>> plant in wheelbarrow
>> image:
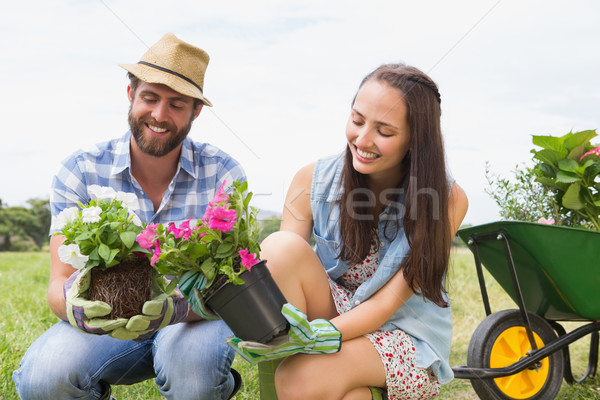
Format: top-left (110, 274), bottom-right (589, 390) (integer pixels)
top-left (530, 129), bottom-right (600, 230)
top-left (56, 185), bottom-right (186, 340)
top-left (137, 180), bottom-right (290, 344)
top-left (485, 129), bottom-right (600, 230)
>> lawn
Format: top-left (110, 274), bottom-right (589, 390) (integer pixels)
top-left (1, 250), bottom-right (599, 399)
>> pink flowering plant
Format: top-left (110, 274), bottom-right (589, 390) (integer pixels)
top-left (136, 180), bottom-right (261, 293)
top-left (531, 129), bottom-right (600, 230)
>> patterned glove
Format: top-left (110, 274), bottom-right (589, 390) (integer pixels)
top-left (178, 271), bottom-right (220, 320)
top-left (64, 268), bottom-right (128, 334)
top-left (110, 275), bottom-right (189, 341)
top-left (227, 303), bottom-right (342, 363)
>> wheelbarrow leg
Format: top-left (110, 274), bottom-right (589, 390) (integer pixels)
top-left (552, 322), bottom-right (599, 384)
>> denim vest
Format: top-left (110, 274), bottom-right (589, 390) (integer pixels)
top-left (311, 154), bottom-right (453, 384)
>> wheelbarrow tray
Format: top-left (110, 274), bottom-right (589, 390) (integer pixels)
top-left (458, 221), bottom-right (600, 321)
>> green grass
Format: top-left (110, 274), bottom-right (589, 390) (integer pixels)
top-left (1, 251), bottom-right (599, 399)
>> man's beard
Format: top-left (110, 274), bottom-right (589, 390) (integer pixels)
top-left (129, 109), bottom-right (193, 157)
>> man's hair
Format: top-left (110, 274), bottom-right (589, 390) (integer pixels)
top-left (336, 63), bottom-right (451, 307)
top-left (127, 73), bottom-right (204, 109)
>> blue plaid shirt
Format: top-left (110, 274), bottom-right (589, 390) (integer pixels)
top-left (50, 131), bottom-right (246, 233)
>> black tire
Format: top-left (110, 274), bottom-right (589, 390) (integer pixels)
top-left (467, 309), bottom-right (564, 400)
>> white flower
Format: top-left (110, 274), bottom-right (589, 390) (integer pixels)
top-left (55, 207), bottom-right (80, 230)
top-left (116, 191), bottom-right (140, 210)
top-left (82, 206), bottom-right (102, 223)
top-left (88, 185), bottom-right (117, 201)
top-left (130, 213), bottom-right (143, 227)
top-left (58, 244), bottom-right (89, 269)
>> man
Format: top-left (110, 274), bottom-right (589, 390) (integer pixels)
top-left (13, 33), bottom-right (244, 400)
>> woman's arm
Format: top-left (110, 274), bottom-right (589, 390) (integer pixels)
top-left (331, 182), bottom-right (469, 341)
top-left (331, 268), bottom-right (414, 341)
top-left (448, 182), bottom-right (469, 237)
top-left (279, 162), bottom-right (316, 242)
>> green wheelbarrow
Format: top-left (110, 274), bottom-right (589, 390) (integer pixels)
top-left (453, 221), bottom-right (600, 400)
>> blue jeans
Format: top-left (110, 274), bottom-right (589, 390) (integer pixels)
top-left (13, 320), bottom-right (236, 400)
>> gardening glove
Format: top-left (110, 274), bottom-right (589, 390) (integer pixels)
top-left (110, 275), bottom-right (189, 341)
top-left (64, 268), bottom-right (128, 335)
top-left (227, 303), bottom-right (342, 363)
top-left (178, 270), bottom-right (220, 321)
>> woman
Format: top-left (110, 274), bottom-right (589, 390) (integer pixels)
top-left (262, 63), bottom-right (468, 399)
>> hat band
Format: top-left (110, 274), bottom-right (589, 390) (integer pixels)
top-left (137, 61), bottom-right (203, 93)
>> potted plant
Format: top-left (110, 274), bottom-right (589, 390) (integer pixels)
top-left (531, 129), bottom-right (600, 230)
top-left (137, 180), bottom-right (289, 343)
top-left (486, 129), bottom-right (600, 231)
top-left (55, 185), bottom-right (154, 319)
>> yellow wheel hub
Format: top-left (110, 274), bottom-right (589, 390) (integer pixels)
top-left (490, 326), bottom-right (549, 399)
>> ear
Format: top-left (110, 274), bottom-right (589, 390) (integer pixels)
top-left (192, 103), bottom-right (204, 120)
top-left (127, 85), bottom-right (134, 102)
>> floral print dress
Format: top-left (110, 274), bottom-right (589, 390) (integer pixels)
top-left (328, 248), bottom-right (441, 400)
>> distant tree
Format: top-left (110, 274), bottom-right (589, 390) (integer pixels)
top-left (0, 198), bottom-right (51, 251)
top-left (26, 198), bottom-right (51, 248)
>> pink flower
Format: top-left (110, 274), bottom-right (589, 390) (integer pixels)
top-left (150, 243), bottom-right (162, 266)
top-left (212, 181), bottom-right (230, 205)
top-left (537, 217), bottom-right (555, 225)
top-left (580, 146), bottom-right (600, 160)
top-left (238, 248), bottom-right (259, 270)
top-left (208, 206), bottom-right (237, 232)
top-left (167, 218), bottom-right (193, 240)
top-left (202, 181), bottom-right (230, 221)
top-left (137, 223), bottom-right (159, 250)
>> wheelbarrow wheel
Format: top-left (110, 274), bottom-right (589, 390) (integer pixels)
top-left (467, 309), bottom-right (564, 400)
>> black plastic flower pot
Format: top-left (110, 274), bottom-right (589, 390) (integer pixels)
top-left (204, 260), bottom-right (289, 343)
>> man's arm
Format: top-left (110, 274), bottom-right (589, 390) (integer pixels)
top-left (48, 234), bottom-right (77, 321)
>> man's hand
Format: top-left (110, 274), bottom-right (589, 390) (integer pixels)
top-left (64, 268), bottom-right (128, 334)
top-left (110, 275), bottom-right (189, 341)
top-left (227, 303), bottom-right (341, 363)
top-left (64, 270), bottom-right (188, 340)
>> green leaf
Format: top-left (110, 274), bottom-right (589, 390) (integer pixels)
top-left (532, 135), bottom-right (567, 152)
top-left (557, 159), bottom-right (579, 173)
top-left (120, 231), bottom-right (137, 248)
top-left (98, 243), bottom-right (111, 262)
top-left (200, 259), bottom-right (217, 280)
top-left (562, 183), bottom-right (584, 210)
top-left (76, 231), bottom-right (93, 242)
top-left (532, 149), bottom-right (565, 166)
top-left (535, 163), bottom-right (557, 178)
top-left (556, 171), bottom-right (581, 184)
top-left (189, 243), bottom-right (208, 259)
top-left (216, 242), bottom-right (234, 258)
top-left (564, 129), bottom-right (597, 150)
top-left (567, 143), bottom-right (586, 161)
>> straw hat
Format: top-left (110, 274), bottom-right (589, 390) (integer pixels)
top-left (120, 33), bottom-right (212, 106)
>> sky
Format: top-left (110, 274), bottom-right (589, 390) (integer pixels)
top-left (1, 0), bottom-right (600, 226)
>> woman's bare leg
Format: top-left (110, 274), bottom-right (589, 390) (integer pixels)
top-left (260, 231), bottom-right (337, 320)
top-left (275, 336), bottom-right (386, 400)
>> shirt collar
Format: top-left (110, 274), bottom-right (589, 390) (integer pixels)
top-left (109, 131), bottom-right (197, 179)
top-left (110, 131), bottom-right (133, 176)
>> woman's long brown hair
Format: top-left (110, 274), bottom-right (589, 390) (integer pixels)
top-left (337, 64), bottom-right (451, 307)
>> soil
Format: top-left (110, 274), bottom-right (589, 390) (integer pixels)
top-left (88, 256), bottom-right (154, 319)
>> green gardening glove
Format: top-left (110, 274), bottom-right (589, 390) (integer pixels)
top-left (178, 270), bottom-right (220, 320)
top-left (227, 303), bottom-right (342, 363)
top-left (64, 268), bottom-right (128, 334)
top-left (110, 275), bottom-right (189, 341)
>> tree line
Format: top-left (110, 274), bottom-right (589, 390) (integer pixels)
top-left (0, 198), bottom-right (282, 253)
top-left (0, 198), bottom-right (51, 251)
